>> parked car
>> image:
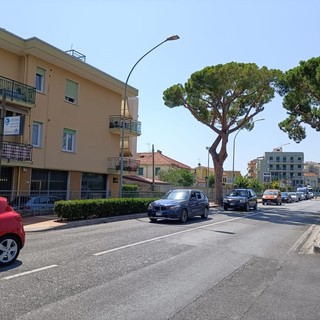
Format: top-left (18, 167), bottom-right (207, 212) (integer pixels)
top-left (296, 187), bottom-right (309, 199)
top-left (288, 192), bottom-right (299, 202)
top-left (23, 196), bottom-right (62, 214)
top-left (262, 189), bottom-right (282, 205)
top-left (223, 188), bottom-right (258, 212)
top-left (0, 197), bottom-right (26, 266)
top-left (281, 192), bottom-right (292, 203)
top-left (296, 191), bottom-right (305, 201)
top-left (148, 189), bottom-right (209, 223)
top-left (9, 195), bottom-right (31, 211)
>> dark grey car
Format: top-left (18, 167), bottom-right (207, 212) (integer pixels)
top-left (223, 188), bottom-right (258, 211)
top-left (148, 189), bottom-right (209, 223)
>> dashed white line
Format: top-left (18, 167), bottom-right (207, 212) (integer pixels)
top-left (94, 212), bottom-right (259, 256)
top-left (2, 264), bottom-right (58, 280)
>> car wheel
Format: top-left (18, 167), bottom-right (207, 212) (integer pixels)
top-left (223, 205), bottom-right (228, 211)
top-left (149, 218), bottom-right (157, 223)
top-left (245, 203), bottom-right (250, 212)
top-left (0, 235), bottom-right (21, 267)
top-left (262, 201), bottom-right (265, 205)
top-left (201, 207), bottom-right (209, 219)
top-left (180, 209), bottom-right (188, 223)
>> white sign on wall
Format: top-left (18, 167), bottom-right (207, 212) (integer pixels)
top-left (4, 116), bottom-right (24, 136)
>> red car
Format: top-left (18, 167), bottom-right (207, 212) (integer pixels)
top-left (0, 197), bottom-right (26, 266)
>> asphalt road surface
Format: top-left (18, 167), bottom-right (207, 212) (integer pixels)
top-left (1, 199), bottom-right (320, 320)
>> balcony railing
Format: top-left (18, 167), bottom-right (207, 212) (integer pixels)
top-left (0, 75), bottom-right (36, 107)
top-left (107, 157), bottom-right (140, 173)
top-left (1, 141), bottom-right (33, 162)
top-left (109, 116), bottom-right (141, 137)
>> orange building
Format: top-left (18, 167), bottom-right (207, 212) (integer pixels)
top-left (0, 29), bottom-right (140, 200)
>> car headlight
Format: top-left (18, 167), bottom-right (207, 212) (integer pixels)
top-left (148, 203), bottom-right (154, 210)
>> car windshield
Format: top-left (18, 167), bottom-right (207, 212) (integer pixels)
top-left (165, 190), bottom-right (189, 200)
top-left (229, 190), bottom-right (248, 197)
top-left (264, 190), bottom-right (277, 195)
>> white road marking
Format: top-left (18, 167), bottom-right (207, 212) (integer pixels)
top-left (94, 212), bottom-right (259, 256)
top-left (2, 264), bottom-right (58, 280)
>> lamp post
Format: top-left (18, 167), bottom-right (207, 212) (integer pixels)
top-left (206, 146), bottom-right (210, 197)
top-left (278, 142), bottom-right (290, 151)
top-left (119, 35), bottom-right (180, 197)
top-left (232, 118), bottom-right (265, 187)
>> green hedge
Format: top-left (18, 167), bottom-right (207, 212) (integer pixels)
top-left (54, 198), bottom-right (157, 221)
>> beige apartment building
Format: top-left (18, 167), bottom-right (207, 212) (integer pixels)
top-left (0, 28), bottom-right (140, 200)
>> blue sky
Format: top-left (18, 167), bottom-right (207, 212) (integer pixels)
top-left (3, 0), bottom-right (320, 174)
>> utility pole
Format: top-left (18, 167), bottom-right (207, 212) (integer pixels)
top-left (151, 144), bottom-right (155, 191)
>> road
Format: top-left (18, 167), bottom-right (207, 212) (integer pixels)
top-left (1, 200), bottom-right (320, 320)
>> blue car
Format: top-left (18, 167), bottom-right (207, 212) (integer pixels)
top-left (148, 189), bottom-right (209, 223)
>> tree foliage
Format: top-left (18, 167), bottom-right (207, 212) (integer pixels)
top-left (208, 174), bottom-right (215, 188)
top-left (248, 178), bottom-right (264, 193)
top-left (158, 168), bottom-right (195, 186)
top-left (278, 56), bottom-right (320, 142)
top-left (163, 62), bottom-right (281, 203)
top-left (234, 175), bottom-right (250, 188)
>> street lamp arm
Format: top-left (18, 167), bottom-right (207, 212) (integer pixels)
top-left (119, 35), bottom-right (179, 197)
top-left (124, 35), bottom-right (179, 87)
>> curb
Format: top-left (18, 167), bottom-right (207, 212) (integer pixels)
top-left (314, 243), bottom-right (320, 253)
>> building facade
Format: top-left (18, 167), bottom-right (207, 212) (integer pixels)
top-left (137, 150), bottom-right (192, 180)
top-left (0, 29), bottom-right (140, 200)
top-left (256, 148), bottom-right (304, 188)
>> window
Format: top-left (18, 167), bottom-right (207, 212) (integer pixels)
top-left (155, 167), bottom-right (161, 175)
top-left (32, 122), bottom-right (43, 147)
top-left (35, 67), bottom-right (45, 92)
top-left (65, 79), bottom-right (78, 104)
top-left (138, 167), bottom-right (144, 175)
top-left (62, 128), bottom-right (76, 152)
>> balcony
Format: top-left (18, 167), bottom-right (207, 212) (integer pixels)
top-left (107, 157), bottom-right (140, 173)
top-left (0, 75), bottom-right (36, 108)
top-left (1, 141), bottom-right (33, 162)
top-left (109, 116), bottom-right (141, 137)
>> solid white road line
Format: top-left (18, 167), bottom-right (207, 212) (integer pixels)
top-left (1, 264), bottom-right (58, 280)
top-left (94, 212), bottom-right (260, 256)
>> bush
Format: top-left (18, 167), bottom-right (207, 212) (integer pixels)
top-left (54, 198), bottom-right (157, 221)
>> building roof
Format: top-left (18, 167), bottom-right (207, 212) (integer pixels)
top-left (137, 151), bottom-right (192, 170)
top-left (0, 28), bottom-right (138, 97)
top-left (304, 172), bottom-right (318, 178)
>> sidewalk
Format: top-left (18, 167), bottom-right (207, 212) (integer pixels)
top-left (23, 202), bottom-right (220, 232)
top-left (23, 215), bottom-right (69, 232)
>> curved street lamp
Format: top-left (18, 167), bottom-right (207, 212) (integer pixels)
top-left (232, 118), bottom-right (265, 186)
top-left (119, 35), bottom-right (180, 197)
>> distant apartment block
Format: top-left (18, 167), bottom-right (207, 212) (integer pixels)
top-left (256, 148), bottom-right (304, 187)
